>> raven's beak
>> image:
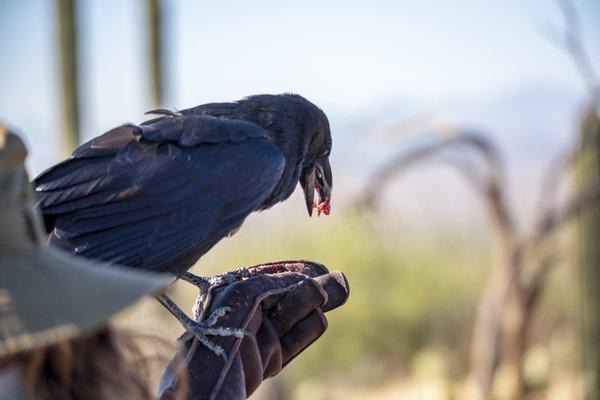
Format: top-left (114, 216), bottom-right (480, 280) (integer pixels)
top-left (301, 159), bottom-right (332, 217)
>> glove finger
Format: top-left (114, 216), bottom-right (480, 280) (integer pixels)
top-left (267, 278), bottom-right (327, 336)
top-left (209, 271), bottom-right (310, 315)
top-left (237, 321), bottom-right (281, 396)
top-left (259, 270), bottom-right (350, 314)
top-left (245, 319), bottom-right (283, 380)
top-left (261, 271), bottom-right (314, 289)
top-left (257, 272), bottom-right (323, 310)
top-left (314, 271), bottom-right (350, 312)
top-left (280, 309), bottom-right (327, 366)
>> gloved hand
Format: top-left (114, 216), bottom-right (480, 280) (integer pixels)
top-left (157, 261), bottom-right (349, 400)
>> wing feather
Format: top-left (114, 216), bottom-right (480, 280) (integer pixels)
top-left (35, 116), bottom-right (285, 275)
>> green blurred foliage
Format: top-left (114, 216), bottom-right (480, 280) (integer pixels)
top-left (281, 217), bottom-right (487, 387)
top-left (187, 215), bottom-right (489, 386)
top-left (122, 213), bottom-right (581, 397)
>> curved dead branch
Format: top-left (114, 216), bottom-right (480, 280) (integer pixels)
top-left (359, 129), bottom-right (514, 243)
top-left (532, 150), bottom-right (574, 235)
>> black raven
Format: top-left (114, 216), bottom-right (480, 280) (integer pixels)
top-left (33, 93), bottom-right (333, 354)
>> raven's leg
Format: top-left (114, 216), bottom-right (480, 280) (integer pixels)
top-left (180, 270), bottom-right (251, 319)
top-left (180, 269), bottom-right (250, 288)
top-left (155, 294), bottom-right (246, 361)
top-left (179, 272), bottom-right (219, 319)
top-left (179, 272), bottom-right (213, 291)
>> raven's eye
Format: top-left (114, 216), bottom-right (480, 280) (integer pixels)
top-left (319, 149), bottom-right (330, 158)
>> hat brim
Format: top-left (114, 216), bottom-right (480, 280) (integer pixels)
top-left (0, 247), bottom-right (172, 356)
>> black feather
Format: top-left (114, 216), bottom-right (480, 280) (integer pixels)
top-left (33, 93), bottom-right (331, 277)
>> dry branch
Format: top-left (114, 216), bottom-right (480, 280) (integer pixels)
top-left (356, 121), bottom-right (600, 399)
top-left (357, 128), bottom-right (516, 398)
top-left (360, 129), bottom-right (513, 244)
top-left (357, 5), bottom-right (600, 397)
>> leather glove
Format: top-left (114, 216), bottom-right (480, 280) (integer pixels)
top-left (157, 261), bottom-right (349, 400)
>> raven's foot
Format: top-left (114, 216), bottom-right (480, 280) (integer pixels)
top-left (214, 268), bottom-right (251, 285)
top-left (181, 270), bottom-right (250, 319)
top-left (185, 306), bottom-right (247, 361)
top-left (156, 294), bottom-right (248, 361)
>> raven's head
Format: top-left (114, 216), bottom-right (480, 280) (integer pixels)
top-left (298, 110), bottom-right (332, 217)
top-left (240, 94), bottom-right (333, 217)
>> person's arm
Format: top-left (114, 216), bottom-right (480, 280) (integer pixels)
top-left (158, 261), bottom-right (349, 400)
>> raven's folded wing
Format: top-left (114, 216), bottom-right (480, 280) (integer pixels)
top-left (34, 117), bottom-right (284, 274)
top-left (140, 114), bottom-right (268, 146)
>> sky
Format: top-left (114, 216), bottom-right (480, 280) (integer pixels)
top-left (0, 0), bottom-right (599, 226)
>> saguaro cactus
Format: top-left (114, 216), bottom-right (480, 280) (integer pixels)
top-left (55, 0), bottom-right (80, 155)
top-left (577, 108), bottom-right (600, 400)
top-left (146, 0), bottom-right (165, 108)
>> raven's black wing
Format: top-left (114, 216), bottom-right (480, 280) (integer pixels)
top-left (34, 115), bottom-right (285, 275)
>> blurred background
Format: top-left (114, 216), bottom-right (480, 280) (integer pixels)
top-left (1, 0), bottom-right (599, 399)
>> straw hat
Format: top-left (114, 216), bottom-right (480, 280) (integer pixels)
top-left (0, 125), bottom-right (172, 357)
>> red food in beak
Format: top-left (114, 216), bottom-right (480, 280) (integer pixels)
top-left (312, 181), bottom-right (331, 217)
top-left (312, 196), bottom-right (331, 217)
